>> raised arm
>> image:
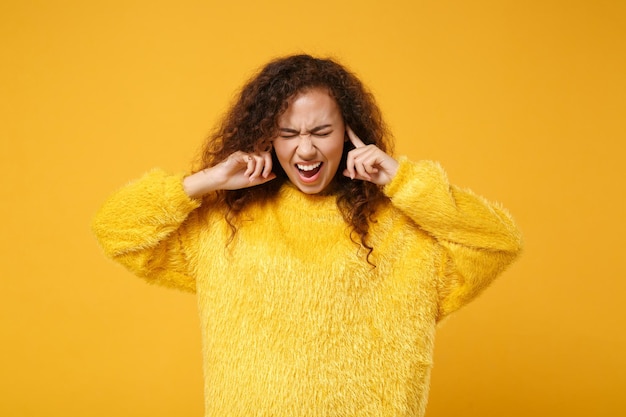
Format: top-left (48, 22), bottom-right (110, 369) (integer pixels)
top-left (343, 128), bottom-right (522, 321)
top-left (93, 150), bottom-right (277, 291)
top-left (384, 158), bottom-right (523, 320)
top-left (92, 170), bottom-right (202, 291)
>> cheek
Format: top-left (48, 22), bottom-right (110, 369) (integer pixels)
top-left (273, 143), bottom-right (292, 167)
top-left (325, 140), bottom-right (345, 164)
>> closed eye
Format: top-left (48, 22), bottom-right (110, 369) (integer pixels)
top-left (279, 128), bottom-right (299, 139)
top-left (278, 125), bottom-right (333, 138)
top-left (309, 125), bottom-right (333, 137)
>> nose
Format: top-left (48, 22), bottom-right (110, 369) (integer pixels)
top-left (296, 135), bottom-right (316, 159)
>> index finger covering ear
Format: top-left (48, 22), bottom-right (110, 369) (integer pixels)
top-left (346, 126), bottom-right (366, 148)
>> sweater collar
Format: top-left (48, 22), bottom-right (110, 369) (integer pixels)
top-left (278, 181), bottom-right (339, 213)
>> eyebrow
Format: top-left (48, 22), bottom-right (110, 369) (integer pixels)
top-left (279, 124), bottom-right (333, 134)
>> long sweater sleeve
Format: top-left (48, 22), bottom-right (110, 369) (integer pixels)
top-left (384, 158), bottom-right (523, 320)
top-left (91, 169), bottom-right (202, 292)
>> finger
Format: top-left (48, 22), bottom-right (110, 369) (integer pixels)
top-left (346, 147), bottom-right (373, 180)
top-left (346, 151), bottom-right (369, 181)
top-left (249, 172), bottom-right (277, 186)
top-left (346, 126), bottom-right (366, 148)
top-left (249, 154), bottom-right (266, 181)
top-left (353, 159), bottom-right (372, 181)
top-left (342, 167), bottom-right (371, 182)
top-left (344, 150), bottom-right (356, 180)
top-left (365, 163), bottom-right (379, 174)
top-left (354, 145), bottom-right (387, 175)
top-left (261, 152), bottom-right (273, 178)
top-left (361, 153), bottom-right (381, 174)
top-left (243, 155), bottom-right (255, 177)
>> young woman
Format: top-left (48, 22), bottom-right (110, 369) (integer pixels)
top-left (93, 54), bottom-right (522, 417)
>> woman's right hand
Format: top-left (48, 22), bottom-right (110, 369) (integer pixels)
top-left (183, 151), bottom-right (276, 198)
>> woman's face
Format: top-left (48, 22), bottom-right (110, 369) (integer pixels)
top-left (273, 88), bottom-right (346, 194)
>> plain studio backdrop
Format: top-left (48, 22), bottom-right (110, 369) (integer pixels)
top-left (1, 0), bottom-right (624, 416)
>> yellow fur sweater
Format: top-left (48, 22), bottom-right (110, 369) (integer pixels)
top-left (93, 158), bottom-right (522, 417)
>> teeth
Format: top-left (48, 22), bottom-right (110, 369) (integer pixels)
top-left (297, 162), bottom-right (321, 171)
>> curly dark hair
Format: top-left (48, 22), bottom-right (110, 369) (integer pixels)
top-left (195, 54), bottom-right (394, 263)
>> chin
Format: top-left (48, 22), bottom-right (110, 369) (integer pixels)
top-left (288, 178), bottom-right (326, 194)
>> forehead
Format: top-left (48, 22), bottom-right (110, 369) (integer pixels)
top-left (279, 88), bottom-right (342, 125)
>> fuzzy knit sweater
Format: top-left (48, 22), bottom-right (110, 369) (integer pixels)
top-left (92, 158), bottom-right (522, 417)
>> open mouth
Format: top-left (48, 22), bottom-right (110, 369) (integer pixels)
top-left (296, 162), bottom-right (323, 179)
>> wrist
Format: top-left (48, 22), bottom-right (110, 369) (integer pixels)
top-left (183, 168), bottom-right (220, 198)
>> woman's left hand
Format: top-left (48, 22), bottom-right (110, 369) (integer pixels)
top-left (343, 126), bottom-right (399, 186)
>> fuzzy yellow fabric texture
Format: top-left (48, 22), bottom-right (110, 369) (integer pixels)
top-left (92, 158), bottom-right (522, 417)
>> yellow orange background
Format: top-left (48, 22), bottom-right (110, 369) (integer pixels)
top-left (1, 0), bottom-right (624, 416)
